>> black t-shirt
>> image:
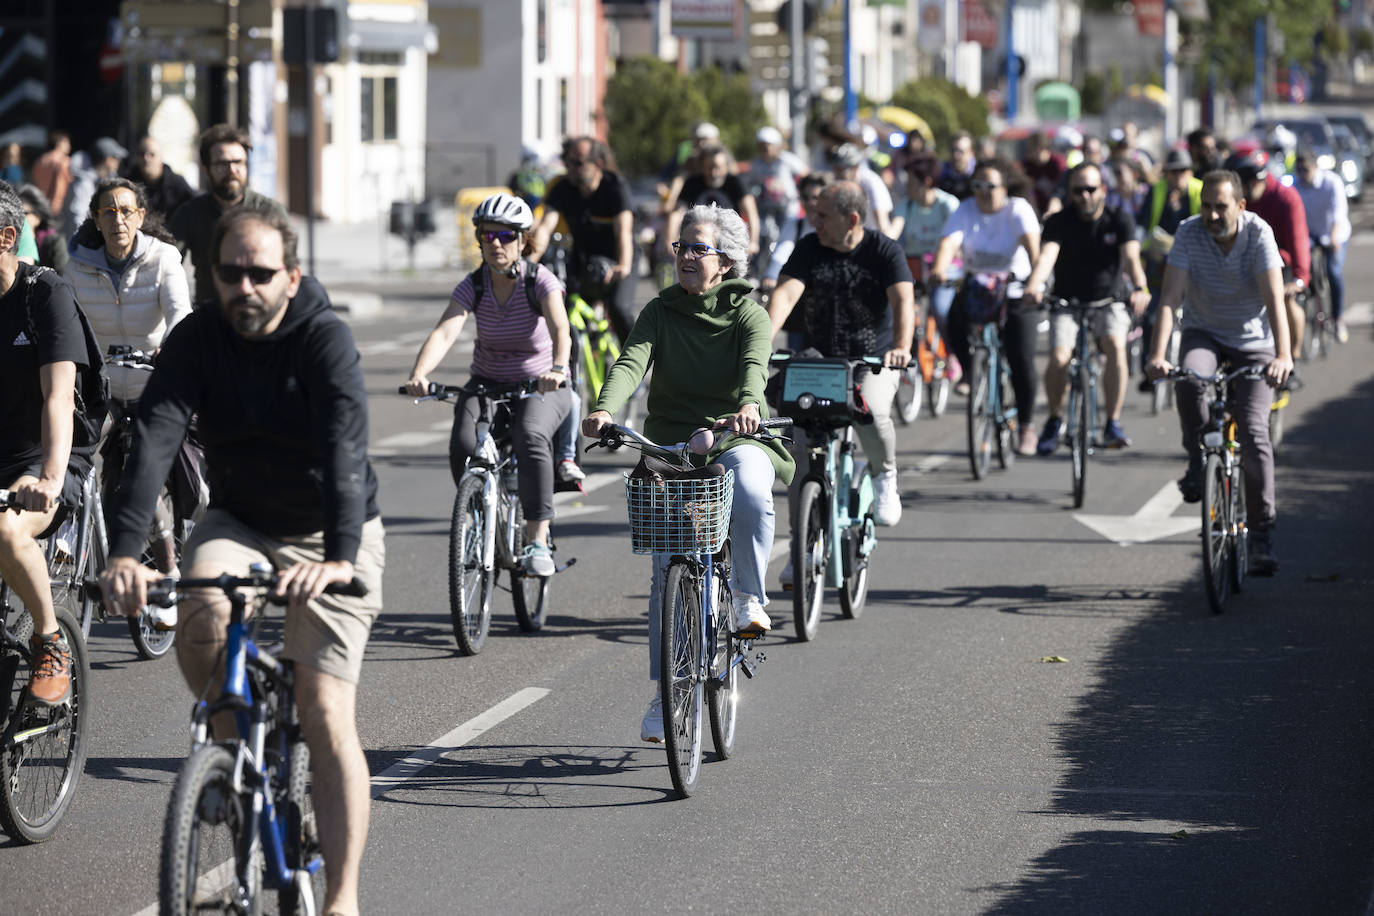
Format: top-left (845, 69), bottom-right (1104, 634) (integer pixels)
top-left (1042, 204), bottom-right (1136, 300)
top-left (545, 170), bottom-right (634, 263)
top-left (0, 264), bottom-right (90, 467)
top-left (780, 231), bottom-right (913, 357)
top-left (677, 174), bottom-right (749, 212)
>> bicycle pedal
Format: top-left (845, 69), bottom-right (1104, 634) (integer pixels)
top-left (733, 626), bottom-right (766, 639)
top-left (554, 557), bottom-right (577, 574)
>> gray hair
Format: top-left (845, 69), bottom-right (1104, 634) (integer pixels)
top-left (0, 181), bottom-right (24, 243)
top-left (680, 203), bottom-right (749, 278)
top-left (823, 180), bottom-right (870, 226)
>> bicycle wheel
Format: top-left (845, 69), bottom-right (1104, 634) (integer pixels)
top-left (129, 502), bottom-right (182, 660)
top-left (448, 476), bottom-right (494, 655)
top-left (707, 550), bottom-right (738, 760)
top-left (966, 349), bottom-right (993, 480)
top-left (0, 605), bottom-right (89, 844)
top-left (996, 358), bottom-right (1016, 471)
top-left (509, 499), bottom-right (550, 632)
top-left (791, 480), bottom-right (826, 642)
top-left (928, 374), bottom-right (951, 418)
top-left (1071, 364), bottom-right (1091, 509)
top-left (894, 366), bottom-right (922, 424)
top-left (278, 738), bottom-right (323, 916)
top-left (838, 518), bottom-right (871, 620)
top-left (46, 525), bottom-right (94, 647)
top-left (1229, 462), bottom-right (1249, 594)
top-left (160, 742), bottom-right (262, 916)
top-left (659, 562), bottom-right (704, 799)
top-left (1201, 453), bottom-right (1231, 614)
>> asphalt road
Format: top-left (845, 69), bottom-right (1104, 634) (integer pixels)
top-left (6, 193), bottom-right (1374, 916)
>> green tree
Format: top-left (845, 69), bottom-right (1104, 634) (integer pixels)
top-left (687, 67), bottom-right (770, 165)
top-left (601, 58), bottom-right (709, 179)
top-left (889, 77), bottom-right (988, 150)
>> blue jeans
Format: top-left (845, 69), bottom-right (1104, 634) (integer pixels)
top-left (1317, 240), bottom-right (1346, 321)
top-left (646, 445), bottom-right (776, 681)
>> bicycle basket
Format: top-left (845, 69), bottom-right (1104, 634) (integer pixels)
top-left (777, 357), bottom-right (868, 424)
top-left (624, 466), bottom-right (734, 555)
top-left (963, 271), bottom-right (1009, 324)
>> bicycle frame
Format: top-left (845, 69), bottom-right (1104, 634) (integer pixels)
top-left (974, 320), bottom-right (1016, 429)
top-left (797, 426), bottom-right (872, 590)
top-left (566, 294), bottom-right (618, 400)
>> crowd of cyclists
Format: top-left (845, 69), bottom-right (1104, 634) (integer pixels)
top-left (0, 107), bottom-right (1360, 908)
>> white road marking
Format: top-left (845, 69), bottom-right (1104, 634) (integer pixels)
top-left (356, 329), bottom-right (436, 357)
top-left (913, 454), bottom-right (951, 474)
top-left (1074, 480), bottom-right (1197, 546)
top-left (554, 504), bottom-right (609, 520)
top-left (372, 430), bottom-right (449, 450)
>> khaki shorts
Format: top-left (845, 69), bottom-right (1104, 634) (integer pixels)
top-left (182, 510), bottom-right (386, 684)
top-left (1049, 300), bottom-right (1132, 350)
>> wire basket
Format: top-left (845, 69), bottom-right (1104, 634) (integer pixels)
top-left (624, 469), bottom-right (734, 555)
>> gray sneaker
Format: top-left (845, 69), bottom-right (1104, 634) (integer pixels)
top-left (640, 691), bottom-right (664, 743)
top-left (522, 543), bottom-right (555, 577)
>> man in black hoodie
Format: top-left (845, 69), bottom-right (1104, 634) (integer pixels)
top-left (101, 207), bottom-right (383, 916)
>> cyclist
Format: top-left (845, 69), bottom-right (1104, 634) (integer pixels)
top-left (1290, 147), bottom-right (1350, 344)
top-left (666, 143), bottom-right (761, 258)
top-left (1137, 149), bottom-right (1202, 383)
top-left (101, 207), bottom-right (385, 916)
top-left (929, 157), bottom-right (1043, 456)
top-left (581, 204), bottom-right (793, 743)
top-left (761, 171), bottom-right (830, 295)
top-left (405, 193), bottom-right (572, 576)
top-left (828, 142), bottom-right (897, 238)
top-left (901, 151), bottom-right (961, 369)
top-left (748, 126), bottom-right (804, 264)
top-left (766, 180), bottom-right (915, 532)
top-left (0, 180), bottom-right (92, 705)
top-left (1224, 150), bottom-right (1310, 367)
top-left (1025, 162), bottom-right (1152, 452)
top-left (528, 136), bottom-right (637, 343)
top-left (1145, 169), bottom-right (1292, 575)
top-left (65, 177), bottom-right (193, 614)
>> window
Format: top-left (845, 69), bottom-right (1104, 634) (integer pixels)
top-left (537, 0), bottom-right (547, 63)
top-left (558, 78), bottom-right (568, 139)
top-left (360, 73), bottom-right (399, 142)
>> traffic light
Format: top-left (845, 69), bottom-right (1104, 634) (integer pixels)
top-left (283, 7), bottom-right (340, 64)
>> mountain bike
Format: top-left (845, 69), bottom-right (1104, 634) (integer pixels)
top-left (772, 354), bottom-right (887, 642)
top-left (402, 379), bottom-right (574, 655)
top-left (1049, 297), bottom-right (1116, 508)
top-left (539, 232), bottom-right (622, 406)
top-left (590, 418), bottom-right (789, 798)
top-left (143, 567), bottom-right (366, 915)
top-left (963, 273), bottom-right (1017, 480)
top-left (0, 489), bottom-right (90, 844)
top-left (1163, 365), bottom-right (1265, 614)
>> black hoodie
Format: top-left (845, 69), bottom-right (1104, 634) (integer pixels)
top-left (109, 277), bottom-right (379, 564)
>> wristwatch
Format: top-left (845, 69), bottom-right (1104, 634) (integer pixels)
top-left (550, 364), bottom-right (568, 374)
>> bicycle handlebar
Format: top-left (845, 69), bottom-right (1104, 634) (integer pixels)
top-left (398, 377), bottom-right (565, 402)
top-left (105, 345), bottom-right (156, 371)
top-left (1159, 365), bottom-right (1266, 386)
top-left (769, 352), bottom-right (915, 371)
top-left (1046, 296), bottom-right (1119, 313)
top-left (83, 572), bottom-right (368, 607)
top-left (591, 418), bottom-right (793, 457)
top-left (0, 489), bottom-right (64, 512)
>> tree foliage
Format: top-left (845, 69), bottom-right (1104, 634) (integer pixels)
top-left (1179, 0), bottom-right (1330, 92)
top-left (889, 78), bottom-right (988, 150)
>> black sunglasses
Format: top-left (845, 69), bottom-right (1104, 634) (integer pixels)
top-left (214, 264), bottom-right (284, 285)
top-left (1070, 185), bottom-right (1102, 195)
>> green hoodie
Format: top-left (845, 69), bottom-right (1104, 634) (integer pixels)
top-left (595, 278), bottom-right (794, 485)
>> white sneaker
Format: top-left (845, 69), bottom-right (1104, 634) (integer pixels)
top-left (557, 459), bottom-right (586, 483)
top-left (146, 604), bottom-right (178, 631)
top-left (731, 594), bottom-right (771, 633)
top-left (871, 468), bottom-right (902, 527)
top-left (640, 691), bottom-right (664, 743)
top-left (778, 557), bottom-right (794, 591)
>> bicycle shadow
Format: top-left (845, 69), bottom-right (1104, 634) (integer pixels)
top-left (83, 755), bottom-right (184, 785)
top-left (864, 584), bottom-right (1178, 620)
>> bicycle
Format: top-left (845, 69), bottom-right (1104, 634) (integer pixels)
top-left (401, 379), bottom-right (574, 655)
top-left (772, 354), bottom-right (887, 642)
top-left (0, 489), bottom-right (90, 844)
top-left (1161, 365), bottom-right (1265, 614)
top-left (1048, 297), bottom-right (1117, 508)
top-left (897, 255), bottom-right (955, 424)
top-left (539, 232), bottom-right (622, 406)
top-left (1150, 307), bottom-right (1181, 416)
top-left (1300, 245), bottom-right (1332, 361)
top-left (590, 418), bottom-right (788, 798)
top-left (137, 567), bottom-right (366, 915)
top-left (963, 273), bottom-right (1018, 480)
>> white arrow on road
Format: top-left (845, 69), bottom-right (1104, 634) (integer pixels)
top-left (1074, 480), bottom-right (1198, 546)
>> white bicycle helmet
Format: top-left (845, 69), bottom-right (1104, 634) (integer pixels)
top-left (472, 193), bottom-right (534, 231)
top-left (1266, 124), bottom-right (1297, 154)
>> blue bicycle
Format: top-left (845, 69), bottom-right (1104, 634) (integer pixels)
top-left (131, 567), bottom-right (366, 915)
top-left (962, 273), bottom-right (1018, 480)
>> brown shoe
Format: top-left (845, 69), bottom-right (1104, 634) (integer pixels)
top-left (28, 631), bottom-right (72, 706)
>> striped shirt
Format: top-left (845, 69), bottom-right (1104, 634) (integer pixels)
top-left (451, 262), bottom-right (562, 381)
top-left (1167, 211), bottom-right (1282, 352)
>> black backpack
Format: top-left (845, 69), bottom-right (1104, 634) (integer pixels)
top-left (468, 259), bottom-right (541, 314)
top-left (21, 265), bottom-right (112, 457)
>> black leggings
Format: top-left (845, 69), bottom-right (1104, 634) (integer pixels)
top-left (948, 292), bottom-right (1040, 428)
top-left (448, 382), bottom-right (571, 523)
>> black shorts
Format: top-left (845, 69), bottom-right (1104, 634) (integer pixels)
top-left (0, 455), bottom-right (92, 534)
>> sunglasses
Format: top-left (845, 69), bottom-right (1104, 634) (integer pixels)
top-left (479, 229), bottom-right (520, 244)
top-left (565, 158), bottom-right (587, 168)
top-left (98, 206), bottom-right (142, 222)
top-left (970, 180), bottom-right (1003, 192)
top-left (214, 264), bottom-right (284, 285)
top-left (1070, 185), bottom-right (1102, 195)
top-left (671, 240), bottom-right (726, 259)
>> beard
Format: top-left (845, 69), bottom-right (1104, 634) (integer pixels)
top-left (224, 287), bottom-right (288, 337)
top-left (213, 175), bottom-right (245, 202)
top-left (1205, 216), bottom-right (1236, 241)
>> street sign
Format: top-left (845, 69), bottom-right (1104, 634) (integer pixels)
top-left (671, 0), bottom-right (741, 40)
top-left (961, 0), bottom-right (999, 50)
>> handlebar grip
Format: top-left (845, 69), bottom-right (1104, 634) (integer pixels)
top-left (326, 578), bottom-right (370, 599)
top-left (760, 417), bottom-right (793, 429)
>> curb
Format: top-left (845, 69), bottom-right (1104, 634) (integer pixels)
top-left (329, 289), bottom-right (385, 320)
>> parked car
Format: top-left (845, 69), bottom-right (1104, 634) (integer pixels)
top-left (1323, 110), bottom-right (1374, 180)
top-left (1329, 121), bottom-right (1365, 202)
top-left (1251, 116), bottom-right (1340, 176)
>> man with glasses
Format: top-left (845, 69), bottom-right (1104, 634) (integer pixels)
top-left (101, 206), bottom-right (384, 916)
top-left (1145, 170), bottom-right (1291, 575)
top-left (169, 123), bottom-right (288, 308)
top-left (1291, 147), bottom-right (1350, 344)
top-left (121, 134), bottom-right (193, 218)
top-left (1026, 162), bottom-right (1152, 452)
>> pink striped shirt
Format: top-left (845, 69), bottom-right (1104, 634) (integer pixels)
top-left (451, 262), bottom-right (562, 382)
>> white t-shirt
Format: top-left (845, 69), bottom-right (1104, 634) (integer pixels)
top-left (857, 167), bottom-right (894, 232)
top-left (940, 196), bottom-right (1040, 294)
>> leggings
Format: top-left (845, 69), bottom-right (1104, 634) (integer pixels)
top-left (448, 380), bottom-right (570, 522)
top-left (947, 292), bottom-right (1040, 428)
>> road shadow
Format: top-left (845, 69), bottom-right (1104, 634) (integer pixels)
top-left (983, 372), bottom-right (1374, 912)
top-left (85, 755), bottom-right (184, 784)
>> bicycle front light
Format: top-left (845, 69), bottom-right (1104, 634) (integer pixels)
top-left (1202, 431), bottom-right (1224, 449)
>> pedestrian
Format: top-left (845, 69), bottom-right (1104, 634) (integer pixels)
top-left (62, 136), bottom-right (126, 238)
top-left (0, 143), bottom-right (24, 185)
top-left (17, 184), bottom-right (67, 272)
top-left (122, 135), bottom-right (194, 218)
top-left (30, 130), bottom-right (72, 214)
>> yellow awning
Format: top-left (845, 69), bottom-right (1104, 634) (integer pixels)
top-left (859, 105), bottom-right (935, 146)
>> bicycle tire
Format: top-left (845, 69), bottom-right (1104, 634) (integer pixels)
top-left (0, 605), bottom-right (89, 844)
top-left (966, 349), bottom-right (992, 480)
top-left (894, 366), bottom-right (922, 424)
top-left (509, 499), bottom-right (550, 632)
top-left (838, 518), bottom-right (871, 620)
top-left (160, 742), bottom-right (262, 916)
top-left (448, 476), bottom-right (494, 655)
top-left (707, 547), bottom-right (737, 760)
top-left (791, 480), bottom-right (826, 642)
top-left (129, 506), bottom-right (185, 660)
top-left (1071, 362), bottom-right (1091, 508)
top-left (278, 738), bottom-right (323, 916)
top-left (659, 562), bottom-right (703, 799)
top-left (929, 374), bottom-right (951, 418)
top-left (1201, 453), bottom-right (1230, 614)
top-left (46, 526), bottom-right (95, 650)
top-left (1229, 462), bottom-right (1249, 594)
top-left (996, 358), bottom-right (1016, 471)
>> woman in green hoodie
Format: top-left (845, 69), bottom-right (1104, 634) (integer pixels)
top-left (583, 204), bottom-right (793, 743)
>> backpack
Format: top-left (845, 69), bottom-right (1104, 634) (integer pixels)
top-left (468, 259), bottom-right (541, 315)
top-left (21, 265), bottom-right (112, 457)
